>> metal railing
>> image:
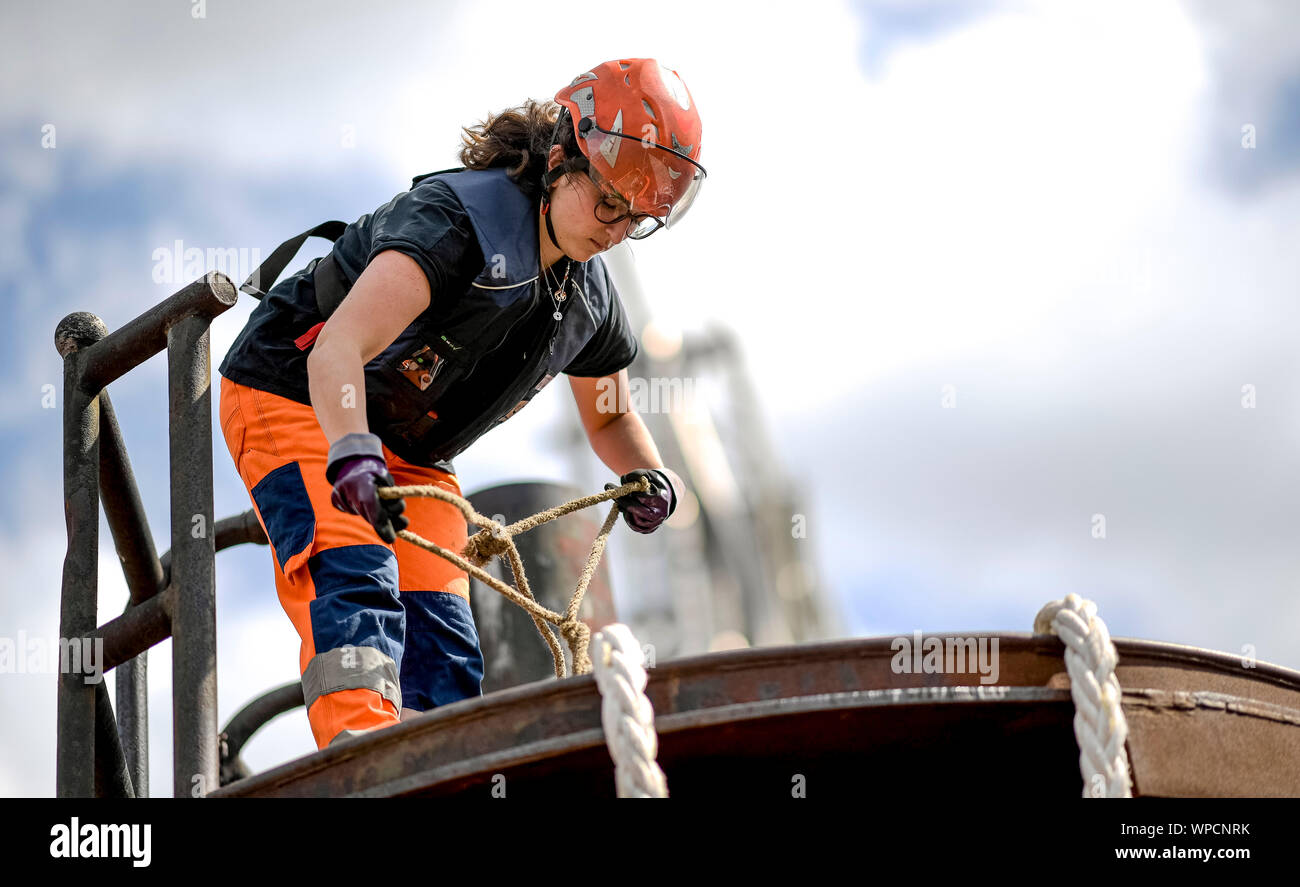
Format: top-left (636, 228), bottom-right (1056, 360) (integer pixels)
top-left (55, 271), bottom-right (270, 797)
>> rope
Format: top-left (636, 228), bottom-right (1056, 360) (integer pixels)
top-left (591, 624), bottom-right (668, 798)
top-left (1034, 594), bottom-right (1133, 797)
top-left (381, 483), bottom-right (1133, 800)
top-left (380, 480), bottom-right (668, 796)
top-left (377, 477), bottom-right (650, 679)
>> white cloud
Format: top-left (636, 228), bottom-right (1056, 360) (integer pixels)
top-left (6, 0), bottom-right (1300, 798)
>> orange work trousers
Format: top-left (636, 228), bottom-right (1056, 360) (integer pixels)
top-left (218, 374), bottom-right (484, 750)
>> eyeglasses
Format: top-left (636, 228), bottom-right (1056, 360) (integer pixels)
top-left (570, 116), bottom-right (708, 239)
top-left (587, 173), bottom-right (666, 240)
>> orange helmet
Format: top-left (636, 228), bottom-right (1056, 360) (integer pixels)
top-left (550, 59), bottom-right (706, 237)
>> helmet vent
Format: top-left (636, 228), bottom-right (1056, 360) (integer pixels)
top-left (642, 99), bottom-right (656, 119)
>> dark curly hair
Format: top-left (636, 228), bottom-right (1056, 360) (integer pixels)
top-left (458, 99), bottom-right (582, 202)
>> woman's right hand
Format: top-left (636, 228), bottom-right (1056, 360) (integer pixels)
top-left (328, 454), bottom-right (408, 544)
top-left (326, 432), bottom-right (409, 543)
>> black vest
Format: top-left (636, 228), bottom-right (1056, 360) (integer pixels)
top-left (241, 167), bottom-right (621, 468)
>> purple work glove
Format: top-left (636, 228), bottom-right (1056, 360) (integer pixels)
top-left (604, 468), bottom-right (679, 534)
top-left (326, 433), bottom-right (408, 544)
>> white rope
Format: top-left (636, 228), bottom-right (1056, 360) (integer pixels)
top-left (1034, 594), bottom-right (1133, 797)
top-left (590, 624), bottom-right (668, 798)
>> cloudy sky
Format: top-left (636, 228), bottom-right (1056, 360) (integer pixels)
top-left (2, 0), bottom-right (1298, 797)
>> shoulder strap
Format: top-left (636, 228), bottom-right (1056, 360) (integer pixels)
top-left (240, 220), bottom-right (347, 300)
top-left (410, 166), bottom-right (467, 189)
top-left (241, 169), bottom-right (468, 318)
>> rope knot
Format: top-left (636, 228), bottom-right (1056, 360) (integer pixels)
top-left (560, 619), bottom-right (592, 675)
top-left (461, 529), bottom-right (512, 566)
top-left (387, 481), bottom-right (631, 683)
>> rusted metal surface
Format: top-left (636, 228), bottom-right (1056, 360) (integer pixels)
top-left (94, 680), bottom-right (134, 797)
top-left (56, 313), bottom-right (104, 798)
top-left (92, 586), bottom-right (176, 673)
top-left (72, 273), bottom-right (236, 395)
top-left (99, 389), bottom-right (162, 797)
top-left (167, 311), bottom-right (220, 797)
top-left (219, 682), bottom-right (305, 786)
top-left (211, 634), bottom-right (1300, 798)
top-left (1122, 689), bottom-right (1300, 797)
top-left (55, 271), bottom-right (238, 799)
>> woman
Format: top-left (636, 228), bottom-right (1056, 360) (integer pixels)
top-left (217, 58), bottom-right (705, 750)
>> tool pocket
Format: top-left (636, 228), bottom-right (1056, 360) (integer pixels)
top-left (370, 331), bottom-right (481, 444)
top-left (242, 449), bottom-right (318, 576)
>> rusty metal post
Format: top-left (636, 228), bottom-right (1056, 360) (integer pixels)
top-left (464, 481), bottom-right (619, 693)
top-left (98, 391), bottom-right (165, 797)
top-left (94, 680), bottom-right (134, 797)
top-left (168, 313), bottom-right (219, 797)
top-left (55, 312), bottom-right (109, 798)
top-left (99, 392), bottom-right (167, 605)
top-left (115, 657), bottom-right (149, 796)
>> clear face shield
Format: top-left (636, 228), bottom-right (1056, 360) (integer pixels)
top-left (576, 117), bottom-right (707, 239)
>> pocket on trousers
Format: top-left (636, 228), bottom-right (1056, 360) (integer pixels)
top-left (218, 377), bottom-right (246, 462)
top-left (244, 449), bottom-right (317, 574)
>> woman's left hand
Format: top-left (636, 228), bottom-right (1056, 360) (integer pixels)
top-left (605, 468), bottom-right (679, 534)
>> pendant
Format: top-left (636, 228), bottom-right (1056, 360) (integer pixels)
top-left (553, 310), bottom-right (563, 321)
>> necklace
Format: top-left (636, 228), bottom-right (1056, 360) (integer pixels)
top-left (543, 258), bottom-right (572, 322)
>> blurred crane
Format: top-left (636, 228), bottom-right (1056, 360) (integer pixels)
top-left (554, 247), bottom-right (839, 658)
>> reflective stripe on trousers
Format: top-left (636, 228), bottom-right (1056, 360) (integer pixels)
top-left (218, 375), bottom-right (484, 750)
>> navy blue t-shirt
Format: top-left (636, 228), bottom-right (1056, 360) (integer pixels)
top-left (218, 178), bottom-right (639, 451)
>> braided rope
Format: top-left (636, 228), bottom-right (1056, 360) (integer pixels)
top-left (377, 477), bottom-right (650, 679)
top-left (591, 624), bottom-right (668, 798)
top-left (1034, 594), bottom-right (1133, 797)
